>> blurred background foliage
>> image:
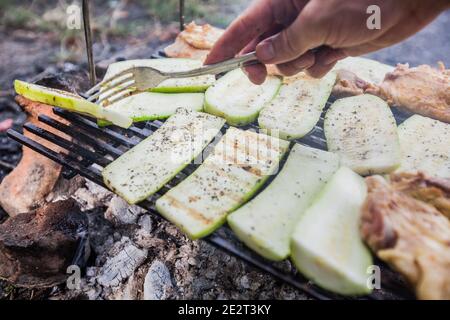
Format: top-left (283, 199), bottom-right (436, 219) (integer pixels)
top-left (0, 0), bottom-right (248, 61)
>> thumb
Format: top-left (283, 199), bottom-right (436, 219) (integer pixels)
top-left (256, 8), bottom-right (326, 65)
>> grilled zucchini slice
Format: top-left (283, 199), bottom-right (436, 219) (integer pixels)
top-left (397, 115), bottom-right (450, 178)
top-left (97, 92), bottom-right (204, 126)
top-left (291, 167), bottom-right (373, 296)
top-left (102, 108), bottom-right (225, 204)
top-left (14, 80), bottom-right (132, 128)
top-left (204, 69), bottom-right (281, 126)
top-left (227, 144), bottom-right (339, 261)
top-left (324, 94), bottom-right (401, 175)
top-left (156, 127), bottom-right (290, 239)
top-left (103, 58), bottom-right (215, 93)
top-left (258, 72), bottom-right (336, 140)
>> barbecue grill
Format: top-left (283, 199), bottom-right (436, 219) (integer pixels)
top-left (5, 0), bottom-right (417, 300)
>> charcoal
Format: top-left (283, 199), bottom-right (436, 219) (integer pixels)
top-left (0, 199), bottom-right (89, 288)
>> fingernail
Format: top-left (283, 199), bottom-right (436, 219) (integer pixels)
top-left (257, 41), bottom-right (275, 62)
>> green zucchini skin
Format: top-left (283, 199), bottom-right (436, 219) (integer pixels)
top-left (14, 80), bottom-right (132, 128)
top-left (102, 108), bottom-right (225, 204)
top-left (156, 127), bottom-right (290, 239)
top-left (324, 94), bottom-right (401, 175)
top-left (290, 167), bottom-right (373, 296)
top-left (396, 115), bottom-right (450, 179)
top-left (258, 72), bottom-right (336, 140)
top-left (103, 58), bottom-right (215, 93)
top-left (228, 144), bottom-right (339, 261)
top-left (97, 92), bottom-right (204, 126)
top-left (204, 69), bottom-right (282, 126)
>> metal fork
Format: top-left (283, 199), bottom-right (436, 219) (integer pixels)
top-left (83, 51), bottom-right (259, 105)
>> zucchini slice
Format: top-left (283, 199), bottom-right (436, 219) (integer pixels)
top-left (97, 92), bottom-right (204, 126)
top-left (333, 57), bottom-right (394, 84)
top-left (397, 115), bottom-right (450, 178)
top-left (258, 72), bottom-right (336, 140)
top-left (204, 69), bottom-right (282, 126)
top-left (156, 127), bottom-right (290, 239)
top-left (103, 58), bottom-right (215, 93)
top-left (227, 144), bottom-right (339, 261)
top-left (102, 108), bottom-right (225, 204)
top-left (324, 94), bottom-right (401, 175)
top-left (14, 80), bottom-right (132, 128)
top-left (291, 167), bottom-right (373, 296)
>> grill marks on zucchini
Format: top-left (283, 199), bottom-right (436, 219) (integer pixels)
top-left (324, 94), bottom-right (401, 175)
top-left (156, 127), bottom-right (290, 239)
top-left (397, 115), bottom-right (450, 178)
top-left (227, 145), bottom-right (340, 261)
top-left (102, 108), bottom-right (225, 204)
top-left (204, 69), bottom-right (282, 126)
top-left (258, 72), bottom-right (336, 140)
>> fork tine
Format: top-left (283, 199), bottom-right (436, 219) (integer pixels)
top-left (87, 75), bottom-right (134, 102)
top-left (84, 68), bottom-right (134, 96)
top-left (96, 81), bottom-right (135, 105)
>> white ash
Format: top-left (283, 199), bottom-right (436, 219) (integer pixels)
top-left (96, 237), bottom-right (148, 288)
top-left (143, 260), bottom-right (173, 300)
top-left (73, 180), bottom-right (114, 211)
top-left (105, 196), bottom-right (144, 225)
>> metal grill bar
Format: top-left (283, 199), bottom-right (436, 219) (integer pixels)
top-left (6, 104), bottom-right (414, 300)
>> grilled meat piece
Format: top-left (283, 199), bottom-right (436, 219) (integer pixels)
top-left (366, 63), bottom-right (450, 123)
top-left (164, 22), bottom-right (223, 62)
top-left (178, 22), bottom-right (224, 50)
top-left (390, 172), bottom-right (450, 219)
top-left (333, 69), bottom-right (371, 98)
top-left (164, 35), bottom-right (210, 61)
top-left (361, 175), bottom-right (450, 300)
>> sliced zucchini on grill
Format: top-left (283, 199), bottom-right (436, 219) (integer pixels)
top-left (227, 144), bottom-right (339, 261)
top-left (103, 58), bottom-right (215, 93)
top-left (258, 72), bottom-right (336, 140)
top-left (102, 108), bottom-right (225, 204)
top-left (14, 80), bottom-right (132, 128)
top-left (291, 167), bottom-right (373, 296)
top-left (397, 115), bottom-right (450, 178)
top-left (324, 94), bottom-right (401, 175)
top-left (97, 92), bottom-right (204, 126)
top-left (156, 127), bottom-right (290, 239)
top-left (204, 69), bottom-right (281, 126)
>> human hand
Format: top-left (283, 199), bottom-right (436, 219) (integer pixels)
top-left (204, 0), bottom-right (450, 84)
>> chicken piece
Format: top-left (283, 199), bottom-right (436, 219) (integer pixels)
top-left (332, 57), bottom-right (394, 98)
top-left (332, 69), bottom-right (371, 98)
top-left (164, 35), bottom-right (210, 61)
top-left (361, 175), bottom-right (450, 300)
top-left (0, 96), bottom-right (69, 216)
top-left (178, 22), bottom-right (224, 50)
top-left (366, 63), bottom-right (450, 123)
top-left (164, 22), bottom-right (223, 62)
top-left (390, 172), bottom-right (450, 219)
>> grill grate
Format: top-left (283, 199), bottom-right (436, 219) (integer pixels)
top-left (7, 99), bottom-right (415, 300)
